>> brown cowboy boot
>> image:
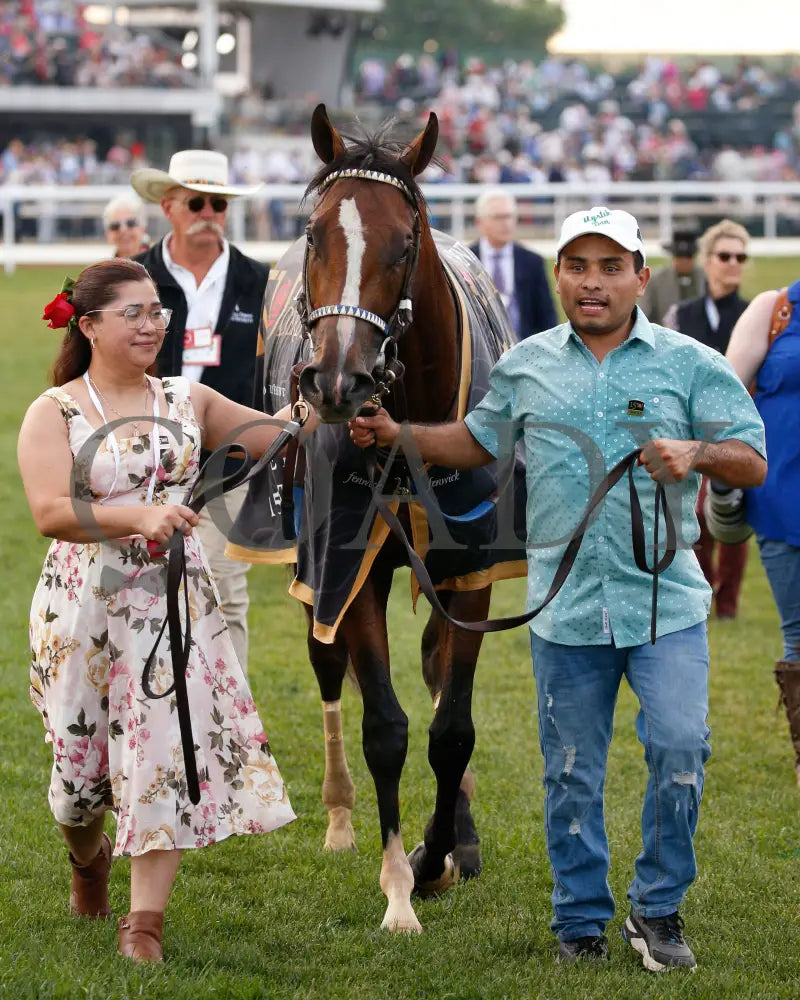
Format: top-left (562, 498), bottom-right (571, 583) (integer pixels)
top-left (774, 660), bottom-right (800, 786)
top-left (118, 911), bottom-right (164, 963)
top-left (68, 833), bottom-right (112, 918)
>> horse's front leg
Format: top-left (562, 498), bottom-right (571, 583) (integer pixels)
top-left (411, 586), bottom-right (490, 895)
top-left (306, 607), bottom-right (357, 852)
top-left (340, 573), bottom-right (421, 934)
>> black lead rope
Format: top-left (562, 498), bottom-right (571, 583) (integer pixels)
top-left (141, 418), bottom-right (306, 805)
top-left (364, 446), bottom-right (676, 642)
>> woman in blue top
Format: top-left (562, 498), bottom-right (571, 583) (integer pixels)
top-left (727, 279), bottom-right (800, 785)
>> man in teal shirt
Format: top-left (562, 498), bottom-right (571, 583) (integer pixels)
top-left (351, 206), bottom-right (766, 971)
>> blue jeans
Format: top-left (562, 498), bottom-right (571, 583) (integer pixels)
top-left (530, 622), bottom-right (711, 942)
top-left (756, 537), bottom-right (800, 661)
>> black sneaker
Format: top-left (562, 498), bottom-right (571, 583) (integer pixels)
top-left (622, 911), bottom-right (696, 972)
top-left (557, 935), bottom-right (610, 964)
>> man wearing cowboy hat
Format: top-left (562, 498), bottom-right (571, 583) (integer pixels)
top-left (132, 149), bottom-right (269, 673)
top-left (639, 229), bottom-right (704, 325)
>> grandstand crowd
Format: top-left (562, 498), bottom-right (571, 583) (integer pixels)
top-left (0, 0), bottom-right (190, 88)
top-left (1, 9), bottom-right (800, 190)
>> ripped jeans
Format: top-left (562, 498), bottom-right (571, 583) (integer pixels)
top-left (530, 621), bottom-right (710, 942)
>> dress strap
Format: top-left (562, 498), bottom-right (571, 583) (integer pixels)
top-left (41, 386), bottom-right (81, 427)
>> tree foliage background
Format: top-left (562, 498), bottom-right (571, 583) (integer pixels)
top-left (370, 0), bottom-right (565, 58)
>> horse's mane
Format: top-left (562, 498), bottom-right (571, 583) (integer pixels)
top-left (305, 118), bottom-right (426, 210)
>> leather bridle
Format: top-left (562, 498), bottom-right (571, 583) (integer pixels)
top-left (294, 168), bottom-right (422, 381)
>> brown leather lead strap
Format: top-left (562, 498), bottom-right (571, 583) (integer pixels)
top-left (364, 447), bottom-right (675, 642)
top-left (141, 418), bottom-right (306, 805)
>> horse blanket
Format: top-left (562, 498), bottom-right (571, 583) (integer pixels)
top-left (228, 231), bottom-right (527, 642)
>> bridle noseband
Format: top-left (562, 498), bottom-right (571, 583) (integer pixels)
top-left (294, 167), bottom-right (422, 379)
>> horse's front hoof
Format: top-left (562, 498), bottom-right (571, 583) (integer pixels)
top-left (323, 806), bottom-right (356, 852)
top-left (452, 842), bottom-right (482, 880)
top-left (407, 843), bottom-right (460, 897)
top-left (380, 903), bottom-right (423, 934)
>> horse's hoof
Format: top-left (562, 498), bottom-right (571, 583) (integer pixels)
top-left (452, 843), bottom-right (482, 880)
top-left (407, 843), bottom-right (460, 897)
top-left (323, 807), bottom-right (357, 852)
top-left (381, 908), bottom-right (423, 934)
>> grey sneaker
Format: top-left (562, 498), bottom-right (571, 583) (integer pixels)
top-left (622, 911), bottom-right (696, 972)
top-left (557, 934), bottom-right (610, 964)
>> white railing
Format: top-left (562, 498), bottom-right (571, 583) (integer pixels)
top-left (2, 180), bottom-right (800, 274)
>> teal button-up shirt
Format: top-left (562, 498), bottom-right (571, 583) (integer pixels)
top-left (464, 308), bottom-right (766, 647)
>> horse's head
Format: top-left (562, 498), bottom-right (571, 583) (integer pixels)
top-left (297, 103), bottom-right (438, 423)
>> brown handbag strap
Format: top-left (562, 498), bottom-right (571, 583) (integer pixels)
top-left (749, 287), bottom-right (792, 396)
top-left (769, 286), bottom-right (792, 347)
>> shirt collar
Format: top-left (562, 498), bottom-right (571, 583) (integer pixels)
top-left (162, 234), bottom-right (230, 284)
top-left (480, 238), bottom-right (511, 262)
top-left (555, 305), bottom-right (656, 351)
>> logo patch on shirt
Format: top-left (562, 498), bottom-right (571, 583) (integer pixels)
top-left (627, 399), bottom-right (645, 416)
top-left (231, 306), bottom-right (254, 324)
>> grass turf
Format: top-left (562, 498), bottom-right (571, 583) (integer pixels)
top-left (1, 262), bottom-right (799, 998)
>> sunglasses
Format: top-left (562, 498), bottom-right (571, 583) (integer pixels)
top-left (714, 252), bottom-right (748, 263)
top-left (184, 195), bottom-right (229, 213)
top-left (108, 218), bottom-right (139, 232)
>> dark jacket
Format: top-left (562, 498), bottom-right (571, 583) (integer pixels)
top-left (469, 240), bottom-right (558, 338)
top-left (674, 289), bottom-right (748, 355)
top-left (135, 240), bottom-right (269, 407)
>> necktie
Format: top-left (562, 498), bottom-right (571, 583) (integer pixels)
top-left (491, 251), bottom-right (506, 294)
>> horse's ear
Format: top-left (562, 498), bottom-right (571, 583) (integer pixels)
top-left (311, 103), bottom-right (347, 164)
top-left (399, 112), bottom-right (439, 177)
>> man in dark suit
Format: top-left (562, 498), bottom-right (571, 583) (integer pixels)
top-left (131, 149), bottom-right (269, 673)
top-left (470, 188), bottom-right (557, 339)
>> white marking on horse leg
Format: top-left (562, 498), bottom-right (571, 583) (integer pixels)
top-left (379, 831), bottom-right (422, 933)
top-left (321, 700), bottom-right (356, 851)
top-left (334, 198), bottom-right (365, 384)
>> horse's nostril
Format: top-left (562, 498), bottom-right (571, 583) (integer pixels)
top-left (299, 367), bottom-right (320, 399)
top-left (348, 373), bottom-right (376, 401)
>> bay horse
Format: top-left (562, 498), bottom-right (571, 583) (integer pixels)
top-left (238, 105), bottom-right (525, 933)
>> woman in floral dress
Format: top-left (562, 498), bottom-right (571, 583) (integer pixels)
top-left (18, 259), bottom-right (304, 963)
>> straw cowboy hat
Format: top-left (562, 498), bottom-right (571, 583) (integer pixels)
top-left (130, 149), bottom-right (261, 203)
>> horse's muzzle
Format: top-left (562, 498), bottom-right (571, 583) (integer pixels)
top-left (299, 365), bottom-right (376, 423)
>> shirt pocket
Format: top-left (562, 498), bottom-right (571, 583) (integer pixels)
top-left (616, 392), bottom-right (690, 441)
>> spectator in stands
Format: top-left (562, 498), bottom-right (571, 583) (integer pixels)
top-left (640, 229), bottom-right (704, 325)
top-left (470, 188), bottom-right (557, 339)
top-left (103, 194), bottom-right (150, 258)
top-left (131, 150), bottom-right (267, 673)
top-left (666, 219), bottom-right (751, 620)
top-left (726, 280), bottom-right (800, 784)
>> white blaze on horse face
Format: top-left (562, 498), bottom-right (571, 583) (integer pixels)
top-left (334, 197), bottom-right (365, 397)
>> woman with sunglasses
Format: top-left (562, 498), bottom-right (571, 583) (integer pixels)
top-left (18, 258), bottom-right (303, 964)
top-left (664, 219), bottom-right (751, 621)
top-left (102, 194), bottom-right (150, 259)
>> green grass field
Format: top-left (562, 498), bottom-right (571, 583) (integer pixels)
top-left (1, 262), bottom-right (800, 999)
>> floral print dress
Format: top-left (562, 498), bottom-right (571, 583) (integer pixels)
top-left (29, 376), bottom-right (295, 856)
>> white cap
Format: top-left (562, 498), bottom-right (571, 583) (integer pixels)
top-left (556, 206), bottom-right (646, 264)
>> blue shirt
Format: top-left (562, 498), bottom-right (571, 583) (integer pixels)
top-left (464, 308), bottom-right (766, 647)
top-left (747, 278), bottom-right (800, 545)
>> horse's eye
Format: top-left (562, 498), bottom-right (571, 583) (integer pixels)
top-left (306, 230), bottom-right (314, 249)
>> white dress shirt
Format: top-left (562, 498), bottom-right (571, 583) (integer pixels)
top-left (162, 235), bottom-right (231, 382)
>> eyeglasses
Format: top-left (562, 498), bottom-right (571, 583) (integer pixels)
top-left (714, 252), bottom-right (748, 263)
top-left (183, 195), bottom-right (229, 213)
top-left (86, 306), bottom-right (173, 329)
top-left (107, 218), bottom-right (139, 232)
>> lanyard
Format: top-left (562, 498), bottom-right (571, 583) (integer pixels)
top-left (83, 371), bottom-right (161, 504)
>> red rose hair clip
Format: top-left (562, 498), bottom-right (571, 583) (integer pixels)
top-left (42, 276), bottom-right (76, 333)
